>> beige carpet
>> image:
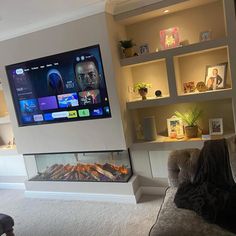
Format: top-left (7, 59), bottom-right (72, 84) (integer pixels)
top-left (0, 189), bottom-right (163, 236)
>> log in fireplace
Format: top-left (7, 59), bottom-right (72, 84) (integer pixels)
top-left (27, 150), bottom-right (132, 182)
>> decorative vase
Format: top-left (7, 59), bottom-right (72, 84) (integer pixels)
top-left (138, 88), bottom-right (148, 100)
top-left (124, 47), bottom-right (134, 58)
top-left (185, 125), bottom-right (198, 138)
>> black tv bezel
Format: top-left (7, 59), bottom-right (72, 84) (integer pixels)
top-left (5, 44), bottom-right (112, 127)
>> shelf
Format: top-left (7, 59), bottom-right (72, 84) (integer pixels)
top-left (120, 37), bottom-right (227, 67)
top-left (127, 96), bottom-right (172, 109)
top-left (131, 133), bottom-right (234, 151)
top-left (127, 89), bottom-right (232, 110)
top-left (0, 145), bottom-right (18, 156)
top-left (0, 115), bottom-right (10, 124)
top-left (177, 88), bottom-right (233, 103)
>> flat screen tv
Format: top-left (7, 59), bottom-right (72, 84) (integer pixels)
top-left (6, 45), bottom-right (111, 126)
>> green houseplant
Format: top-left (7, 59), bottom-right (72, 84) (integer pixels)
top-left (120, 39), bottom-right (135, 58)
top-left (175, 107), bottom-right (203, 138)
top-left (134, 82), bottom-right (152, 100)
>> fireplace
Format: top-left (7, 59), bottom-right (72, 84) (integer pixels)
top-left (25, 150), bottom-right (132, 183)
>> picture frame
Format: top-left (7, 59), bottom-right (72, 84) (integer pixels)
top-left (205, 62), bottom-right (227, 90)
top-left (139, 44), bottom-right (149, 54)
top-left (167, 116), bottom-right (184, 138)
top-left (209, 118), bottom-right (223, 135)
top-left (183, 81), bottom-right (195, 93)
top-left (160, 27), bottom-right (180, 50)
top-left (199, 30), bottom-right (212, 42)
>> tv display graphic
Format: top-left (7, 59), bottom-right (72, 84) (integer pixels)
top-left (79, 89), bottom-right (101, 105)
top-left (6, 45), bottom-right (111, 126)
top-left (57, 93), bottom-right (79, 108)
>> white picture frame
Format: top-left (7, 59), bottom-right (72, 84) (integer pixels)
top-left (139, 44), bottom-right (149, 54)
top-left (199, 30), bottom-right (212, 42)
top-left (167, 116), bottom-right (184, 138)
top-left (209, 118), bottom-right (223, 135)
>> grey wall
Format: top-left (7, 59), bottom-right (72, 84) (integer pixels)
top-left (0, 13), bottom-right (126, 154)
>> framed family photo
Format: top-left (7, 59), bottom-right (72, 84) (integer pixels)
top-left (205, 62), bottom-right (227, 90)
top-left (139, 44), bottom-right (149, 54)
top-left (167, 116), bottom-right (184, 138)
top-left (209, 118), bottom-right (223, 135)
top-left (199, 30), bottom-right (212, 42)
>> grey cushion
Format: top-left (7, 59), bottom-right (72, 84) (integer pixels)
top-left (168, 148), bottom-right (200, 187)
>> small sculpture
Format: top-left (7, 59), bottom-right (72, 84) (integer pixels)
top-left (155, 90), bottom-right (162, 97)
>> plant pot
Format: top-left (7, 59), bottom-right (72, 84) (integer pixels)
top-left (138, 88), bottom-right (148, 100)
top-left (185, 125), bottom-right (198, 138)
top-left (123, 47), bottom-right (134, 58)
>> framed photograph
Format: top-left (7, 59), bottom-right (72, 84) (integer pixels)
top-left (205, 62), bottom-right (227, 90)
top-left (199, 30), bottom-right (212, 42)
top-left (160, 27), bottom-right (180, 50)
top-left (209, 118), bottom-right (223, 135)
top-left (139, 44), bottom-right (149, 54)
top-left (183, 81), bottom-right (195, 93)
top-left (167, 116), bottom-right (184, 138)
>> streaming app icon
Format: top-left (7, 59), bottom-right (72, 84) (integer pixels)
top-left (103, 106), bottom-right (110, 115)
top-left (91, 108), bottom-right (103, 116)
top-left (78, 109), bottom-right (90, 117)
top-left (44, 113), bottom-right (54, 121)
top-left (68, 110), bottom-right (78, 118)
top-left (52, 111), bottom-right (69, 119)
top-left (22, 115), bottom-right (33, 123)
top-left (33, 114), bottom-right (44, 122)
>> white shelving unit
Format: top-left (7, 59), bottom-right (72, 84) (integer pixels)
top-left (0, 145), bottom-right (18, 156)
top-left (114, 0), bottom-right (236, 150)
top-left (0, 116), bottom-right (11, 125)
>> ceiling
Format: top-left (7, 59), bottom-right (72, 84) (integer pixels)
top-left (0, 0), bottom-right (164, 42)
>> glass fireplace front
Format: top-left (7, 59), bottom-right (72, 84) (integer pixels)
top-left (28, 150), bottom-right (132, 182)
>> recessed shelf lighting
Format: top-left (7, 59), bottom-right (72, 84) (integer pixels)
top-left (163, 10), bottom-right (169, 13)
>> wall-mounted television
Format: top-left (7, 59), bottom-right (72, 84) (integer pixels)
top-left (6, 45), bottom-right (111, 126)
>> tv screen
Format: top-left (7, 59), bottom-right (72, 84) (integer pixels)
top-left (6, 45), bottom-right (111, 126)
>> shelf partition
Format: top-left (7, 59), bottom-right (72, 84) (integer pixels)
top-left (120, 38), bottom-right (228, 68)
top-left (131, 133), bottom-right (234, 151)
top-left (126, 89), bottom-right (232, 110)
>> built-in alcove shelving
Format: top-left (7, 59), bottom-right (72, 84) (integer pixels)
top-left (0, 82), bottom-right (16, 156)
top-left (114, 0), bottom-right (236, 148)
top-left (130, 98), bottom-right (235, 149)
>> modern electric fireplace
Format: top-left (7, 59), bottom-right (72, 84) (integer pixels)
top-left (25, 150), bottom-right (132, 183)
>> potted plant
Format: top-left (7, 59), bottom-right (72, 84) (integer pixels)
top-left (134, 82), bottom-right (152, 100)
top-left (175, 107), bottom-right (203, 138)
top-left (120, 39), bottom-right (135, 58)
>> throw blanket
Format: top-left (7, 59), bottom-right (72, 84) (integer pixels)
top-left (174, 139), bottom-right (236, 233)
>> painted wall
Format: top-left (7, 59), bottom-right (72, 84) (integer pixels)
top-left (126, 1), bottom-right (225, 53)
top-left (0, 13), bottom-right (126, 154)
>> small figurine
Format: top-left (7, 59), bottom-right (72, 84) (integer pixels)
top-left (155, 90), bottom-right (162, 97)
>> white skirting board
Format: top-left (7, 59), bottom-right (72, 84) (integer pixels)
top-left (0, 183), bottom-right (25, 190)
top-left (24, 190), bottom-right (138, 204)
top-left (24, 186), bottom-right (166, 204)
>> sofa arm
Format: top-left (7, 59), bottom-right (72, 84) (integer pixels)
top-left (168, 148), bottom-right (200, 187)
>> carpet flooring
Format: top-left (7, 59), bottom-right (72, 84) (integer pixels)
top-left (0, 189), bottom-right (163, 236)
